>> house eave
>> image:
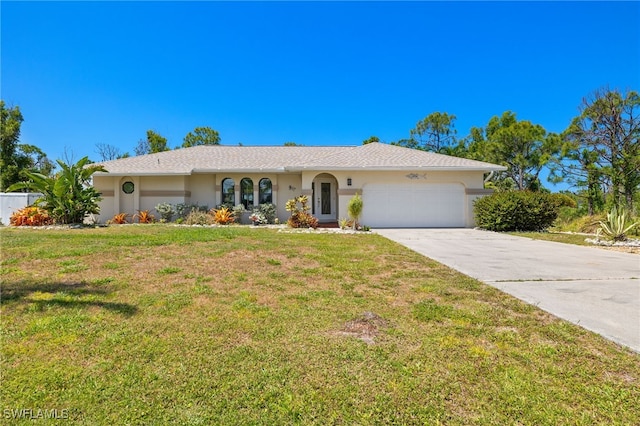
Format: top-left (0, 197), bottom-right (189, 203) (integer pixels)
top-left (94, 165), bottom-right (507, 176)
top-left (191, 167), bottom-right (287, 174)
top-left (287, 166), bottom-right (507, 172)
top-left (94, 171), bottom-right (192, 177)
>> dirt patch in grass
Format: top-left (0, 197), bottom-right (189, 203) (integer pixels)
top-left (595, 245), bottom-right (640, 254)
top-left (331, 311), bottom-right (390, 345)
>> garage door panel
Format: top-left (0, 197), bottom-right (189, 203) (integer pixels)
top-left (362, 183), bottom-right (465, 228)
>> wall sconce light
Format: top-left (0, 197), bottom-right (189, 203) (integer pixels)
top-left (347, 178), bottom-right (352, 186)
top-left (288, 185), bottom-right (296, 191)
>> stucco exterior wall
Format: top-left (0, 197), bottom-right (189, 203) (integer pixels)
top-left (0, 193), bottom-right (42, 225)
top-left (93, 175), bottom-right (116, 221)
top-left (189, 174), bottom-right (216, 208)
top-left (302, 170), bottom-right (488, 225)
top-left (92, 169), bottom-right (490, 226)
top-left (273, 174), bottom-right (302, 221)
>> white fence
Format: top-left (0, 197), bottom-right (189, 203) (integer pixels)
top-left (0, 193), bottom-right (42, 225)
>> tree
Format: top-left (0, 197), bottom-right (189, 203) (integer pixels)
top-left (362, 136), bottom-right (380, 145)
top-left (96, 143), bottom-right (129, 161)
top-left (467, 111), bottom-right (561, 191)
top-left (182, 126), bottom-right (221, 148)
top-left (1, 101), bottom-right (24, 190)
top-left (16, 144), bottom-right (55, 177)
top-left (550, 118), bottom-right (605, 214)
top-left (394, 112), bottom-right (457, 152)
top-left (134, 139), bottom-right (149, 156)
top-left (135, 130), bottom-right (169, 155)
top-left (553, 88), bottom-right (639, 212)
top-left (6, 156), bottom-right (106, 224)
top-left (283, 141), bottom-right (300, 146)
top-left (1, 101), bottom-right (54, 191)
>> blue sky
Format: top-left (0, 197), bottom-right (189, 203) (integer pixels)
top-left (2, 1), bottom-right (639, 189)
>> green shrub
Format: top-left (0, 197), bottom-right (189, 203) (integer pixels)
top-left (258, 203), bottom-right (277, 224)
top-left (176, 203), bottom-right (208, 220)
top-left (553, 213), bottom-right (605, 234)
top-left (232, 204), bottom-right (246, 218)
top-left (184, 210), bottom-right (213, 225)
top-left (155, 202), bottom-right (175, 222)
top-left (474, 191), bottom-right (566, 232)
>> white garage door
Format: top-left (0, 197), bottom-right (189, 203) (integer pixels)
top-left (361, 183), bottom-right (465, 228)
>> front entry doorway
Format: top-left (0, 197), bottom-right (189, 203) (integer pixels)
top-left (312, 175), bottom-right (337, 222)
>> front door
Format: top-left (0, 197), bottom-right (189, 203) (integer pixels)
top-left (313, 178), bottom-right (336, 222)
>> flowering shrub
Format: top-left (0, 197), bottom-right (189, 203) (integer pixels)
top-left (249, 211), bottom-right (266, 225)
top-left (10, 206), bottom-right (53, 226)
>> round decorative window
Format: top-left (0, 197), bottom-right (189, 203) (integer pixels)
top-left (122, 181), bottom-right (135, 194)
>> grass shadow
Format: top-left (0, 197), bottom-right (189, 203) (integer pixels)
top-left (1, 280), bottom-right (137, 316)
top-left (32, 299), bottom-right (137, 316)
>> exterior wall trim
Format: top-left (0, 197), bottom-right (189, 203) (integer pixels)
top-left (465, 188), bottom-right (493, 195)
top-left (140, 190), bottom-right (192, 197)
top-left (337, 188), bottom-right (360, 196)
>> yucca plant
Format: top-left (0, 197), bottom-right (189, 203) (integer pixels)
top-left (133, 210), bottom-right (155, 224)
top-left (212, 206), bottom-right (235, 225)
top-left (596, 206), bottom-right (638, 242)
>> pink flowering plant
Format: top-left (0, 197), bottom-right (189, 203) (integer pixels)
top-left (249, 211), bottom-right (267, 225)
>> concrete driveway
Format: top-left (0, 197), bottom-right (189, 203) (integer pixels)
top-left (375, 228), bottom-right (640, 353)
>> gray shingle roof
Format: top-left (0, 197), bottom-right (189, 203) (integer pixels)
top-left (94, 143), bottom-right (506, 175)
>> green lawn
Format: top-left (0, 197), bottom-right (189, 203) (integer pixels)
top-left (510, 231), bottom-right (639, 255)
top-left (2, 226), bottom-right (639, 425)
top-left (509, 232), bottom-right (595, 247)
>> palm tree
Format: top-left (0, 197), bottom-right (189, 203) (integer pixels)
top-left (7, 156), bottom-right (106, 224)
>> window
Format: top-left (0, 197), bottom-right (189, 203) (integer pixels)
top-left (122, 181), bottom-right (135, 194)
top-left (240, 178), bottom-right (253, 209)
top-left (222, 178), bottom-right (235, 206)
top-left (259, 178), bottom-right (272, 204)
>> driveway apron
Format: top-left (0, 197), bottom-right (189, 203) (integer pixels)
top-left (376, 228), bottom-right (640, 353)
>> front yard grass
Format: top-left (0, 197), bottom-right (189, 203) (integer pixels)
top-left (2, 225), bottom-right (639, 424)
top-left (509, 232), bottom-right (595, 247)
